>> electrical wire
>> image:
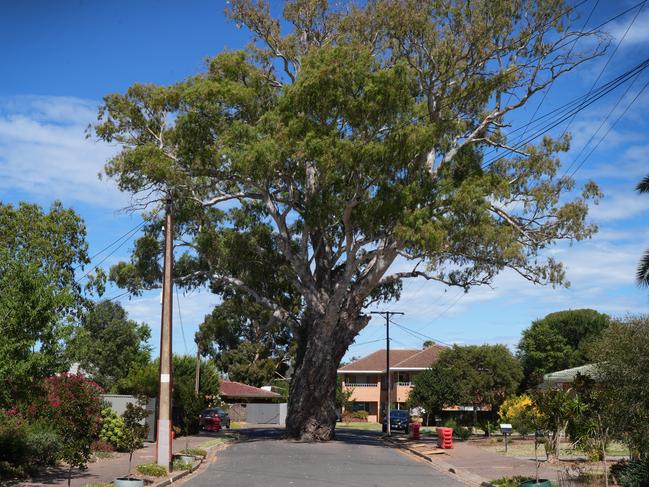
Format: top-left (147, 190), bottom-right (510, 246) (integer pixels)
top-left (175, 285), bottom-right (190, 356)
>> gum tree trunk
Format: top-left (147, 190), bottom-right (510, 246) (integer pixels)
top-left (285, 320), bottom-right (354, 441)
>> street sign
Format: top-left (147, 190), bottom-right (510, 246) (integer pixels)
top-left (499, 423), bottom-right (513, 433)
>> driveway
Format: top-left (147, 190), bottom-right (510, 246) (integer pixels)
top-left (183, 427), bottom-right (466, 487)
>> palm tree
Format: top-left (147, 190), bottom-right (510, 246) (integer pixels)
top-left (637, 174), bottom-right (649, 286)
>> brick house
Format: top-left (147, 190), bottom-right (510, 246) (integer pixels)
top-left (337, 345), bottom-right (445, 423)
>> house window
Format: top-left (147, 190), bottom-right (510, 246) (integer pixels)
top-left (397, 372), bottom-right (410, 383)
top-left (352, 402), bottom-right (370, 412)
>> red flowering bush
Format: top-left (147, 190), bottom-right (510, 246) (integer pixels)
top-left (42, 374), bottom-right (103, 485)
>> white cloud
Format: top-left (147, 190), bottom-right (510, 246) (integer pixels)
top-left (0, 95), bottom-right (125, 208)
top-left (608, 9), bottom-right (649, 47)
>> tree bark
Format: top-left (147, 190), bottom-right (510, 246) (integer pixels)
top-left (285, 320), bottom-right (352, 441)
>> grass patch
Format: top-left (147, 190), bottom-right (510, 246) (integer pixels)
top-left (492, 476), bottom-right (536, 486)
top-left (180, 447), bottom-right (207, 458)
top-left (92, 451), bottom-right (114, 460)
top-left (336, 422), bottom-right (382, 431)
top-left (230, 421), bottom-right (244, 429)
top-left (198, 434), bottom-right (237, 449)
top-left (136, 463), bottom-right (168, 477)
top-left (172, 459), bottom-right (193, 471)
top-left (81, 484), bottom-right (113, 487)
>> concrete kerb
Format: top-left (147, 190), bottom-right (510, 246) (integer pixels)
top-left (149, 437), bottom-right (232, 487)
top-left (383, 436), bottom-right (494, 487)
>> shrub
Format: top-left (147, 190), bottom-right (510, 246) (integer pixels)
top-left (498, 395), bottom-right (539, 436)
top-left (122, 399), bottom-right (149, 478)
top-left (611, 458), bottom-right (649, 487)
top-left (0, 414), bottom-right (30, 479)
top-left (98, 407), bottom-right (126, 451)
top-left (136, 463), bottom-right (167, 477)
top-left (352, 411), bottom-right (369, 420)
top-left (492, 476), bottom-right (530, 487)
top-left (180, 448), bottom-right (207, 458)
top-left (25, 421), bottom-right (61, 467)
top-left (172, 459), bottom-right (193, 471)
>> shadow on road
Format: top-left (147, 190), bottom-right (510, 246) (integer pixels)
top-left (235, 425), bottom-right (399, 448)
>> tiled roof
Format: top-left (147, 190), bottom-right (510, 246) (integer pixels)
top-left (338, 345), bottom-right (446, 373)
top-left (391, 344), bottom-right (445, 369)
top-left (219, 380), bottom-right (280, 398)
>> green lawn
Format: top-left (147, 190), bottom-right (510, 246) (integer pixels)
top-left (476, 438), bottom-right (629, 459)
top-left (336, 422), bottom-right (383, 431)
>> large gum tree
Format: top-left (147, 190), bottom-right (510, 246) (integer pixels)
top-left (94, 0), bottom-right (606, 440)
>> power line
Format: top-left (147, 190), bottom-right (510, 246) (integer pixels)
top-left (560, 0), bottom-right (647, 176)
top-left (568, 77), bottom-right (649, 179)
top-left (391, 320), bottom-right (454, 347)
top-left (74, 219), bottom-right (148, 271)
top-left (175, 285), bottom-right (190, 356)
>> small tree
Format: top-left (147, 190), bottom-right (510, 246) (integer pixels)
top-left (530, 388), bottom-right (578, 462)
top-left (44, 374), bottom-right (102, 486)
top-left (335, 376), bottom-right (354, 420)
top-left (569, 374), bottom-right (617, 487)
top-left (121, 398), bottom-right (149, 479)
top-left (407, 364), bottom-right (460, 426)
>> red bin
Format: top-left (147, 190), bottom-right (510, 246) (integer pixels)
top-left (409, 422), bottom-right (421, 440)
top-left (436, 427), bottom-right (453, 449)
top-left (205, 415), bottom-right (221, 432)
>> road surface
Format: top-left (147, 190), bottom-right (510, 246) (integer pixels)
top-left (184, 427), bottom-right (466, 487)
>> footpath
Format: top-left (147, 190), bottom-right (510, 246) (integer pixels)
top-left (21, 432), bottom-right (232, 487)
top-left (388, 436), bottom-right (561, 486)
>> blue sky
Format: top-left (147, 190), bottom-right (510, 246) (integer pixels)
top-left (1, 1), bottom-right (648, 363)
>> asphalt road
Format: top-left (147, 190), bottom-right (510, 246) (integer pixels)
top-left (184, 427), bottom-right (466, 487)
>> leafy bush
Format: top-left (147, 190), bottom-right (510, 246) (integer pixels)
top-left (98, 407), bottom-right (126, 451)
top-left (122, 399), bottom-right (149, 477)
top-left (352, 411), bottom-right (369, 420)
top-left (180, 448), bottom-right (207, 458)
top-left (172, 459), bottom-right (193, 471)
top-left (136, 463), bottom-right (167, 477)
top-left (0, 414), bottom-right (30, 479)
top-left (491, 476), bottom-right (530, 487)
top-left (443, 418), bottom-right (472, 440)
top-left (611, 458), bottom-right (649, 487)
top-left (0, 414), bottom-right (61, 479)
top-left (25, 421), bottom-right (61, 467)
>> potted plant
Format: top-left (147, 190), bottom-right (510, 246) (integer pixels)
top-left (114, 398), bottom-right (149, 487)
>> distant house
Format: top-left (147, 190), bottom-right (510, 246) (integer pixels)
top-left (219, 380), bottom-right (281, 403)
top-left (542, 364), bottom-right (598, 390)
top-left (337, 345), bottom-right (445, 423)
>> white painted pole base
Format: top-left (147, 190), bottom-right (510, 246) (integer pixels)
top-left (156, 419), bottom-right (172, 469)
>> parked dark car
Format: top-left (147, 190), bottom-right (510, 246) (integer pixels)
top-left (382, 409), bottom-right (409, 433)
top-left (199, 407), bottom-right (231, 429)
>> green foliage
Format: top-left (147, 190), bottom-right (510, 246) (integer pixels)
top-left (335, 376), bottom-right (354, 411)
top-left (612, 459), bottom-right (649, 487)
top-left (172, 459), bottom-right (193, 471)
top-left (432, 345), bottom-right (522, 423)
top-left (136, 463), bottom-right (167, 477)
top-left (121, 399), bottom-right (149, 476)
top-left (0, 414), bottom-right (62, 479)
top-left (98, 407), bottom-right (126, 451)
top-left (66, 300), bottom-right (151, 391)
top-left (591, 316), bottom-right (649, 457)
top-left (352, 411), bottom-right (369, 420)
top-left (42, 374), bottom-right (103, 473)
top-left (530, 387), bottom-right (578, 460)
top-left (517, 309), bottom-right (610, 388)
top-left (180, 448), bottom-right (207, 458)
top-left (0, 201), bottom-right (101, 409)
top-left (491, 476), bottom-right (532, 487)
top-left (94, 0), bottom-right (606, 438)
top-left (408, 363), bottom-right (461, 416)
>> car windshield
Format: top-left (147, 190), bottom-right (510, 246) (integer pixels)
top-left (389, 410), bottom-right (408, 418)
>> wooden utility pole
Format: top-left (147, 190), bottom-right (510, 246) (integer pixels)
top-left (156, 198), bottom-right (173, 469)
top-left (194, 345), bottom-right (200, 396)
top-left (371, 311), bottom-right (404, 437)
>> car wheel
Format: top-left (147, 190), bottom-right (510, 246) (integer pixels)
top-left (405, 426), bottom-right (409, 434)
top-left (382, 425), bottom-right (387, 433)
